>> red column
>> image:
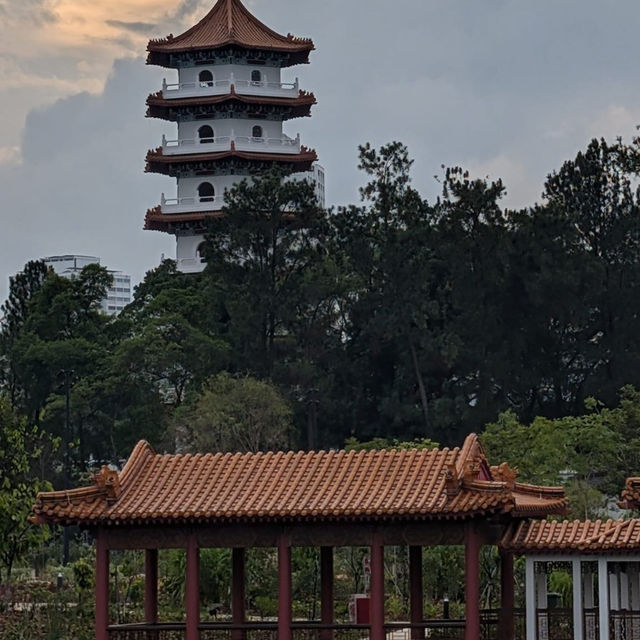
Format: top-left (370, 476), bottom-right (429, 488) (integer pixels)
top-left (145, 548), bottom-right (158, 624)
top-left (499, 550), bottom-right (515, 640)
top-left (95, 528), bottom-right (109, 640)
top-left (232, 548), bottom-right (246, 640)
top-left (370, 532), bottom-right (385, 640)
top-left (278, 536), bottom-right (292, 640)
top-left (409, 546), bottom-right (423, 640)
top-left (186, 536), bottom-right (200, 640)
top-left (464, 524), bottom-right (481, 640)
top-left (320, 547), bottom-right (334, 640)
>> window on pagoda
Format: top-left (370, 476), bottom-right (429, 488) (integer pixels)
top-left (199, 70), bottom-right (214, 87)
top-left (198, 125), bottom-right (215, 144)
top-left (251, 70), bottom-right (262, 84)
top-left (252, 125), bottom-right (263, 139)
top-left (196, 243), bottom-right (206, 261)
top-left (198, 182), bottom-right (215, 202)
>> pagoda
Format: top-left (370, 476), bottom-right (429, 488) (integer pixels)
top-left (144, 0), bottom-right (320, 273)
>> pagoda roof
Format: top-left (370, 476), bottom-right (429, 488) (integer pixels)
top-left (144, 206), bottom-right (223, 233)
top-left (146, 88), bottom-right (316, 121)
top-left (145, 145), bottom-right (318, 176)
top-left (501, 518), bottom-right (640, 554)
top-left (31, 434), bottom-right (567, 527)
top-left (147, 0), bottom-right (314, 67)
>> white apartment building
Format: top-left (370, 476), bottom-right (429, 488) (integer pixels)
top-left (42, 255), bottom-right (132, 316)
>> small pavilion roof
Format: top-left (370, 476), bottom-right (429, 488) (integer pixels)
top-left (147, 0), bottom-right (314, 67)
top-left (501, 518), bottom-right (640, 554)
top-left (31, 434), bottom-right (566, 527)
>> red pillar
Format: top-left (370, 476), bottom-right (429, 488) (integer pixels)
top-left (409, 546), bottom-right (423, 640)
top-left (370, 532), bottom-right (385, 640)
top-left (186, 536), bottom-right (200, 640)
top-left (498, 550), bottom-right (515, 640)
top-left (320, 547), bottom-right (334, 640)
top-left (278, 536), bottom-right (292, 640)
top-left (95, 529), bottom-right (110, 640)
top-left (464, 524), bottom-right (481, 640)
top-left (145, 548), bottom-right (158, 624)
top-left (232, 548), bottom-right (246, 640)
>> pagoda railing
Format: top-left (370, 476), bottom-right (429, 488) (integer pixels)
top-left (161, 134), bottom-right (301, 156)
top-left (161, 76), bottom-right (299, 99)
top-left (160, 193), bottom-right (226, 214)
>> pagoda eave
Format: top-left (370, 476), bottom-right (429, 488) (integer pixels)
top-left (146, 90), bottom-right (315, 122)
top-left (145, 207), bottom-right (222, 233)
top-left (145, 147), bottom-right (318, 177)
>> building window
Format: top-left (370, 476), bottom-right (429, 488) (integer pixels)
top-left (251, 69), bottom-right (262, 84)
top-left (199, 70), bottom-right (214, 87)
top-left (198, 182), bottom-right (216, 202)
top-left (198, 125), bottom-right (214, 143)
top-left (252, 125), bottom-right (263, 139)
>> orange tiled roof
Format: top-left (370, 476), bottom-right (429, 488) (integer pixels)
top-left (502, 518), bottom-right (640, 554)
top-left (147, 0), bottom-right (313, 66)
top-left (619, 477), bottom-right (640, 510)
top-left (31, 435), bottom-right (567, 527)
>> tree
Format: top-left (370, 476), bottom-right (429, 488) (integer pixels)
top-left (175, 372), bottom-right (293, 453)
top-left (0, 396), bottom-right (55, 584)
top-left (0, 260), bottom-right (49, 408)
top-left (480, 389), bottom-right (640, 518)
top-left (202, 168), bottom-right (336, 380)
top-left (327, 143), bottom-right (454, 442)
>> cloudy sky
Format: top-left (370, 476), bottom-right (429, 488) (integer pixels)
top-left (1, 0), bottom-right (640, 301)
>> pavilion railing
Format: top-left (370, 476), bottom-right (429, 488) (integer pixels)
top-left (535, 608), bottom-right (573, 640)
top-left (108, 613), bottom-right (525, 640)
top-left (584, 607), bottom-right (599, 640)
top-left (609, 609), bottom-right (640, 640)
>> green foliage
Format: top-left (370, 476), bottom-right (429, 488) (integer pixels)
top-left (175, 372), bottom-right (293, 453)
top-left (481, 387), bottom-right (640, 517)
top-left (344, 437), bottom-right (439, 451)
top-left (0, 396), bottom-right (56, 584)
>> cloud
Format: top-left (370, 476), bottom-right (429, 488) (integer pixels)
top-left (106, 20), bottom-right (158, 35)
top-left (0, 57), bottom-right (174, 301)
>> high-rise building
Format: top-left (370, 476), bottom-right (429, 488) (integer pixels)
top-left (42, 255), bottom-right (132, 316)
top-left (144, 0), bottom-right (320, 273)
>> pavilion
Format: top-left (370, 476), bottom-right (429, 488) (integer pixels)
top-left (498, 478), bottom-right (640, 640)
top-left (31, 434), bottom-right (568, 640)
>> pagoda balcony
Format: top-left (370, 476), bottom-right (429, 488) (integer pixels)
top-left (161, 75), bottom-right (300, 100)
top-left (161, 133), bottom-right (301, 155)
top-left (160, 193), bottom-right (225, 214)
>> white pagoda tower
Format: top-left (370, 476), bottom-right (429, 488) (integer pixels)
top-left (144, 0), bottom-right (319, 273)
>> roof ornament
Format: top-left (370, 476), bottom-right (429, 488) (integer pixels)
top-left (491, 463), bottom-right (518, 490)
top-left (462, 458), bottom-right (481, 485)
top-left (95, 466), bottom-right (121, 504)
top-left (444, 463), bottom-right (461, 497)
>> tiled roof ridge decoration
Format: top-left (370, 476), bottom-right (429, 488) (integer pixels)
top-left (619, 476), bottom-right (640, 509)
top-left (501, 517), bottom-right (640, 553)
top-left (31, 434), bottom-right (567, 527)
top-left (147, 0), bottom-right (314, 54)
